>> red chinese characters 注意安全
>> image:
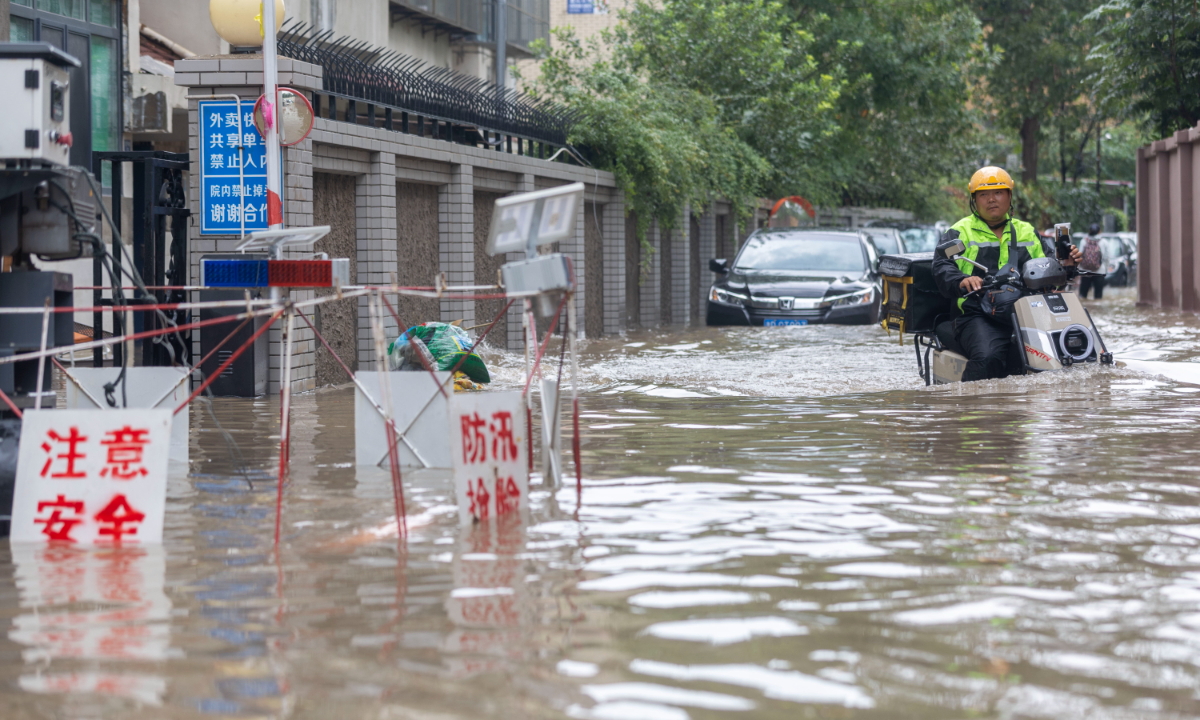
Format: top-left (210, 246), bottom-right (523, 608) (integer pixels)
top-left (12, 410), bottom-right (172, 545)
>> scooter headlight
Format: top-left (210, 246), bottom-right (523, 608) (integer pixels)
top-left (709, 286), bottom-right (748, 306)
top-left (1058, 324), bottom-right (1095, 362)
top-left (829, 287), bottom-right (874, 307)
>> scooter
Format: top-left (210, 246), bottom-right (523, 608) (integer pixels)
top-left (914, 231), bottom-right (1115, 385)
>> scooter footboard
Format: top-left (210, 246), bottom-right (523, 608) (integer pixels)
top-left (930, 349), bottom-right (969, 385)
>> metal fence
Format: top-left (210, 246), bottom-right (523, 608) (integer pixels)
top-left (277, 20), bottom-right (575, 154)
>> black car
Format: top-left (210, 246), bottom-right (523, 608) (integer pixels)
top-left (863, 221), bottom-right (942, 253)
top-left (706, 229), bottom-right (883, 326)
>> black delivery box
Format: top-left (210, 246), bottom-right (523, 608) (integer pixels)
top-left (878, 252), bottom-right (955, 335)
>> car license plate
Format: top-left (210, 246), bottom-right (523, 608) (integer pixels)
top-left (764, 319), bottom-right (808, 326)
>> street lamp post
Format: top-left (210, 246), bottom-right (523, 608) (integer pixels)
top-left (262, 0), bottom-right (283, 233)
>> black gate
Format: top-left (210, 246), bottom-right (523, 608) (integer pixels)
top-left (90, 151), bottom-right (191, 368)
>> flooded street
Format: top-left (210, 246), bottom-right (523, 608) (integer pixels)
top-left (4, 287), bottom-right (1200, 719)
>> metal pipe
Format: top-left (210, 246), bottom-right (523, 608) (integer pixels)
top-left (35, 299), bottom-right (51, 410)
top-left (139, 23), bottom-right (197, 58)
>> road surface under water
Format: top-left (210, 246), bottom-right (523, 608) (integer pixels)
top-left (4, 287), bottom-right (1200, 719)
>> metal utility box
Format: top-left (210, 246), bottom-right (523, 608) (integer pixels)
top-left (198, 281), bottom-right (269, 398)
top-left (0, 44), bottom-right (79, 166)
top-left (0, 270), bottom-right (73, 405)
top-left (7, 166), bottom-right (100, 259)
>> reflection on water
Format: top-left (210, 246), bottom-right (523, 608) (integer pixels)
top-left (3, 286), bottom-right (1200, 718)
top-left (7, 545), bottom-right (171, 706)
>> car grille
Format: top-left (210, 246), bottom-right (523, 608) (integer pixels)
top-left (752, 308), bottom-right (825, 319)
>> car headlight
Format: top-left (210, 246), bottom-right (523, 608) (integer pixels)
top-left (828, 287), bottom-right (874, 307)
top-left (709, 286), bottom-right (748, 306)
top-left (1106, 262), bottom-right (1119, 274)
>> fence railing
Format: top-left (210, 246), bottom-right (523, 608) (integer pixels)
top-left (277, 21), bottom-right (575, 158)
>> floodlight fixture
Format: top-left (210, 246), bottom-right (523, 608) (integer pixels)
top-left (486, 182), bottom-right (584, 258)
top-left (235, 225), bottom-right (331, 258)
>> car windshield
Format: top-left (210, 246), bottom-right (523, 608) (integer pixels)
top-left (1100, 237), bottom-right (1124, 257)
top-left (899, 227), bottom-right (939, 252)
top-left (864, 231), bottom-right (901, 254)
top-left (734, 234), bottom-right (865, 273)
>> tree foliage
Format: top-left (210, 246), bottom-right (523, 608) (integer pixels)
top-left (614, 0), bottom-right (843, 201)
top-left (525, 0), bottom-right (1168, 228)
top-left (525, 26), bottom-right (772, 235)
top-left (1087, 0), bottom-right (1200, 137)
top-left (974, 0), bottom-right (1097, 182)
top-left (791, 0), bottom-right (987, 215)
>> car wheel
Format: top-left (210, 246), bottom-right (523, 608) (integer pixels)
top-left (1112, 267), bottom-right (1127, 287)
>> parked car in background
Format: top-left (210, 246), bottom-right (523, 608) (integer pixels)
top-left (859, 227), bottom-right (906, 256)
top-left (863, 221), bottom-right (941, 253)
top-left (1118, 232), bottom-right (1137, 285)
top-left (707, 229), bottom-right (883, 326)
top-left (1074, 232), bottom-right (1136, 287)
top-left (1100, 235), bottom-right (1133, 286)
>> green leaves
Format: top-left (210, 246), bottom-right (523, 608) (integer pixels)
top-left (524, 24), bottom-right (771, 242)
top-left (525, 0), bottom-right (842, 233)
top-left (1087, 0), bottom-right (1200, 137)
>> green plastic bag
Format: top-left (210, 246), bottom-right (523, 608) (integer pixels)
top-left (387, 322), bottom-right (491, 384)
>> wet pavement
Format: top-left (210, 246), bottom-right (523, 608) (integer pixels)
top-left (4, 287), bottom-right (1200, 718)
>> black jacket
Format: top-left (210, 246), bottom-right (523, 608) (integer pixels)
top-left (932, 215), bottom-right (1046, 315)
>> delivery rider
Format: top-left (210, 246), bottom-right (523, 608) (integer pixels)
top-left (931, 166), bottom-right (1082, 382)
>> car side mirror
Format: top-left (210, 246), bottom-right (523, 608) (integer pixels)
top-left (709, 258), bottom-right (729, 273)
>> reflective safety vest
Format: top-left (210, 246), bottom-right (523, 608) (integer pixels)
top-left (949, 214), bottom-right (1046, 311)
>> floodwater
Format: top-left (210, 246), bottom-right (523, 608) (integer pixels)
top-left (5, 287), bottom-right (1200, 719)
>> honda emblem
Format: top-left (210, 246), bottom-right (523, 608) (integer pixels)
top-left (779, 297), bottom-right (794, 310)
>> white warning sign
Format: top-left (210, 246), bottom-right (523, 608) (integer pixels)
top-left (449, 392), bottom-right (529, 524)
top-left (10, 409), bottom-right (172, 545)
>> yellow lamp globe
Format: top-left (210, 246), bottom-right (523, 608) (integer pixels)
top-left (210, 0), bottom-right (286, 48)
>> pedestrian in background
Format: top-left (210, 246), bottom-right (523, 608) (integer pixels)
top-left (1078, 223), bottom-right (1106, 300)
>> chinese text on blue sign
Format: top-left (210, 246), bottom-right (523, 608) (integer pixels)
top-left (199, 100), bottom-right (271, 235)
top-left (567, 0), bottom-right (607, 13)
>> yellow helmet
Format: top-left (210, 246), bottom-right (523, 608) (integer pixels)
top-left (968, 166), bottom-right (1014, 195)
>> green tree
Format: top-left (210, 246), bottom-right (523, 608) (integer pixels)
top-left (975, 0), bottom-right (1097, 183)
top-left (614, 0), bottom-right (844, 202)
top-left (790, 0), bottom-right (988, 215)
top-left (1087, 0), bottom-right (1200, 138)
top-left (525, 28), bottom-right (772, 237)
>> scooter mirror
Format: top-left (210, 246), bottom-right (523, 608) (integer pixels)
top-left (936, 236), bottom-right (966, 259)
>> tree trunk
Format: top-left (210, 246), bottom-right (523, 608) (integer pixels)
top-left (1059, 121), bottom-right (1068, 185)
top-left (1020, 115), bottom-right (1040, 184)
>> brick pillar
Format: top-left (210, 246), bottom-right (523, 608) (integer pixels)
top-left (1172, 129), bottom-right (1195, 313)
top-left (176, 55), bottom-right (323, 394)
top-left (603, 196), bottom-right (627, 334)
top-left (440, 164), bottom-right (475, 327)
top-left (698, 203), bottom-right (716, 323)
top-left (567, 192), bottom-right (587, 336)
top-left (669, 205), bottom-right (691, 324)
top-left (639, 221), bottom-right (661, 327)
top-left (268, 140), bottom-right (317, 393)
top-left (1136, 146), bottom-right (1152, 302)
top-left (1155, 140), bottom-right (1173, 308)
top-left (358, 151), bottom-right (398, 370)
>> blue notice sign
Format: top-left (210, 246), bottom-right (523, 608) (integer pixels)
top-left (567, 0), bottom-right (607, 13)
top-left (199, 100), bottom-right (275, 235)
